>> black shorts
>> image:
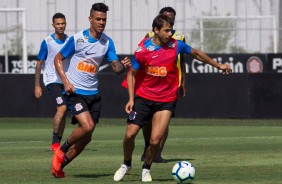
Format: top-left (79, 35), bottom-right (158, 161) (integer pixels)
top-left (128, 96), bottom-right (177, 127)
top-left (68, 93), bottom-right (101, 124)
top-left (46, 83), bottom-right (68, 107)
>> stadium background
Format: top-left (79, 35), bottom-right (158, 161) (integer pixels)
top-left (0, 0), bottom-right (281, 118)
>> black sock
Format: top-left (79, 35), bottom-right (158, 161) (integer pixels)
top-left (60, 140), bottom-right (71, 153)
top-left (142, 162), bottom-right (151, 170)
top-left (52, 132), bottom-right (59, 144)
top-left (123, 159), bottom-right (132, 167)
top-left (61, 156), bottom-right (71, 169)
top-left (144, 140), bottom-right (150, 150)
top-left (58, 136), bottom-right (62, 143)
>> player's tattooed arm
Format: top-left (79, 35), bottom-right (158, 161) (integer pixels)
top-left (111, 57), bottom-right (131, 74)
top-left (34, 60), bottom-right (43, 98)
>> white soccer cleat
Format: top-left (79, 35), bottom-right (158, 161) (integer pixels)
top-left (142, 169), bottom-right (152, 182)
top-left (113, 164), bottom-right (131, 181)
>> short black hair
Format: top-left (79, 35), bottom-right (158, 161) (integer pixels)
top-left (159, 7), bottom-right (176, 16)
top-left (90, 2), bottom-right (109, 15)
top-left (152, 14), bottom-right (174, 32)
top-left (52, 13), bottom-right (65, 23)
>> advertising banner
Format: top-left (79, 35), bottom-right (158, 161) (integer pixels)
top-left (0, 54), bottom-right (281, 74)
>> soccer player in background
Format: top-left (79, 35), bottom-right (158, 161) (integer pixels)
top-left (114, 14), bottom-right (232, 182)
top-left (51, 3), bottom-right (131, 178)
top-left (34, 13), bottom-right (69, 152)
top-left (141, 6), bottom-right (187, 163)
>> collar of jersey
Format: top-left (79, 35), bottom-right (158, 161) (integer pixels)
top-left (83, 29), bottom-right (98, 43)
top-left (51, 33), bottom-right (67, 44)
top-left (144, 38), bottom-right (161, 51)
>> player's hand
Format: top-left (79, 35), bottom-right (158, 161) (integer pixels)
top-left (34, 86), bottom-right (42, 99)
top-left (64, 82), bottom-right (76, 95)
top-left (121, 57), bottom-right (131, 68)
top-left (218, 64), bottom-right (232, 74)
top-left (179, 85), bottom-right (186, 98)
top-left (125, 100), bottom-right (134, 114)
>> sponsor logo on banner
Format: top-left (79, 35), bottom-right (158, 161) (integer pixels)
top-left (10, 60), bottom-right (37, 73)
top-left (272, 57), bottom-right (282, 73)
top-left (190, 56), bottom-right (244, 73)
top-left (246, 56), bottom-right (263, 73)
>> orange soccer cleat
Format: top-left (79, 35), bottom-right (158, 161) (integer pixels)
top-left (50, 142), bottom-right (60, 152)
top-left (51, 168), bottom-right (65, 178)
top-left (52, 149), bottom-right (65, 171)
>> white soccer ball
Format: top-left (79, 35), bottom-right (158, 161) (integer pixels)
top-left (171, 161), bottom-right (195, 183)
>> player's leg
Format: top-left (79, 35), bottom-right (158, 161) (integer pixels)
top-left (52, 94), bottom-right (100, 175)
top-left (142, 110), bottom-right (172, 182)
top-left (114, 96), bottom-right (151, 182)
top-left (145, 110), bottom-right (171, 165)
top-left (47, 83), bottom-right (68, 151)
top-left (154, 127), bottom-right (168, 163)
top-left (114, 122), bottom-right (141, 181)
top-left (52, 111), bottom-right (95, 171)
top-left (141, 120), bottom-right (152, 161)
top-left (52, 104), bottom-right (67, 149)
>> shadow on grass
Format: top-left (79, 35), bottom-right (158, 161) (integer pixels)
top-left (73, 173), bottom-right (112, 178)
top-left (165, 158), bottom-right (196, 163)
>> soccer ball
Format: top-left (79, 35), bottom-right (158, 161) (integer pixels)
top-left (171, 161), bottom-right (195, 183)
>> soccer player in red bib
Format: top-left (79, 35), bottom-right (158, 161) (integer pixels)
top-left (114, 14), bottom-right (232, 182)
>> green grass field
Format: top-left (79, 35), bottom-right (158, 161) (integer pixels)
top-left (0, 118), bottom-right (282, 184)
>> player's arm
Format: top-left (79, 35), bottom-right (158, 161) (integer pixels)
top-left (190, 48), bottom-right (232, 74)
top-left (34, 60), bottom-right (43, 99)
top-left (125, 66), bottom-right (137, 114)
top-left (107, 38), bottom-right (131, 74)
top-left (110, 58), bottom-right (131, 74)
top-left (54, 52), bottom-right (75, 94)
top-left (34, 40), bottom-right (47, 99)
top-left (179, 37), bottom-right (186, 97)
top-left (54, 37), bottom-right (76, 94)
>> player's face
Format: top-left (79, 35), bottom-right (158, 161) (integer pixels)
top-left (155, 22), bottom-right (172, 44)
top-left (89, 11), bottom-right (107, 34)
top-left (162, 11), bottom-right (175, 22)
top-left (52, 18), bottom-right (66, 34)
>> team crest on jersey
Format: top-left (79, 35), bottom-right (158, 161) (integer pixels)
top-left (77, 38), bottom-right (84, 43)
top-left (147, 45), bottom-right (155, 51)
top-left (56, 97), bottom-right (63, 105)
top-left (74, 103), bottom-right (83, 111)
top-left (167, 41), bottom-right (175, 48)
top-left (135, 46), bottom-right (142, 52)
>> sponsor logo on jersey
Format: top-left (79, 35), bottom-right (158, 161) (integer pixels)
top-left (145, 66), bottom-right (167, 77)
top-left (77, 38), bottom-right (84, 43)
top-left (174, 33), bottom-right (183, 40)
top-left (77, 59), bottom-right (98, 74)
top-left (85, 50), bottom-right (97, 55)
top-left (136, 46), bottom-right (142, 52)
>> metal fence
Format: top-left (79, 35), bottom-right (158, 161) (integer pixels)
top-left (0, 0), bottom-right (280, 57)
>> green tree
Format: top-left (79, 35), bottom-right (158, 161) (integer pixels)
top-left (190, 14), bottom-right (246, 53)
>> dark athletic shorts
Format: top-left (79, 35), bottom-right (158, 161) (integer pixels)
top-left (128, 95), bottom-right (177, 128)
top-left (68, 93), bottom-right (101, 125)
top-left (46, 83), bottom-right (67, 107)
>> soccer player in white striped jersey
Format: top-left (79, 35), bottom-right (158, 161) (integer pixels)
top-left (51, 3), bottom-right (131, 178)
top-left (34, 13), bottom-right (69, 153)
